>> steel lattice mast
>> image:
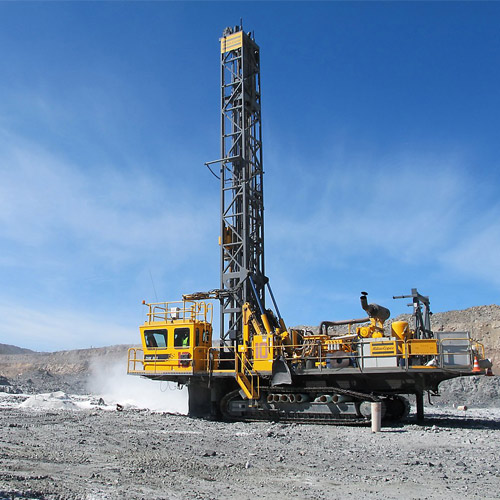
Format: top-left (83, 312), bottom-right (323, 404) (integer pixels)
top-left (219, 25), bottom-right (265, 344)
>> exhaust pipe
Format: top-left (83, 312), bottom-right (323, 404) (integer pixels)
top-left (360, 292), bottom-right (390, 323)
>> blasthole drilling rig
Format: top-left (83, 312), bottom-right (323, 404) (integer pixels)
top-left (127, 25), bottom-right (492, 424)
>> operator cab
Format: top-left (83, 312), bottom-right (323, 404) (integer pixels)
top-left (138, 301), bottom-right (213, 373)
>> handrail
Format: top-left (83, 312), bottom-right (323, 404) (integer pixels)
top-left (128, 346), bottom-right (207, 374)
top-left (144, 300), bottom-right (213, 324)
top-left (235, 349), bottom-right (260, 399)
top-left (127, 347), bottom-right (145, 373)
top-left (281, 336), bottom-right (483, 370)
top-left (129, 335), bottom-right (485, 376)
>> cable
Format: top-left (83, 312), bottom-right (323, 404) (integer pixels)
top-left (206, 163), bottom-right (220, 180)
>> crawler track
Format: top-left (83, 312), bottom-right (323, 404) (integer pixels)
top-left (220, 388), bottom-right (409, 425)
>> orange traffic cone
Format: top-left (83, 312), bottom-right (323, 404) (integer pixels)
top-left (485, 368), bottom-right (494, 376)
top-left (472, 356), bottom-right (481, 373)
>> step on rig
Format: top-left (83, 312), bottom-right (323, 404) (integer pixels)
top-left (127, 24), bottom-right (492, 424)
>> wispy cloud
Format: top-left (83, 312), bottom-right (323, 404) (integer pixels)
top-left (264, 146), bottom-right (500, 321)
top-left (0, 301), bottom-right (135, 351)
top-left (443, 215), bottom-right (500, 287)
top-left (0, 130), bottom-right (217, 263)
top-left (267, 150), bottom-right (470, 264)
top-left (0, 129), bottom-right (219, 349)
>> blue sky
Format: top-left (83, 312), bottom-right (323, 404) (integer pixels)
top-left (0, 2), bottom-right (499, 351)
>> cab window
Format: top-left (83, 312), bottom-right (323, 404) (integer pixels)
top-left (203, 330), bottom-right (210, 343)
top-left (174, 328), bottom-right (190, 348)
top-left (144, 329), bottom-right (168, 348)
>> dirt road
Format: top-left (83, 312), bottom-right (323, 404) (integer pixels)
top-left (1, 401), bottom-right (499, 500)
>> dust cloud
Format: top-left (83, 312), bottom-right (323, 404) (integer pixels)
top-left (87, 358), bottom-right (188, 414)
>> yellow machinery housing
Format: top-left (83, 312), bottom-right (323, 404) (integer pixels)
top-left (128, 291), bottom-right (490, 424)
top-left (129, 301), bottom-right (214, 375)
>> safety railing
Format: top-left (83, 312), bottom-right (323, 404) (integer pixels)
top-left (143, 300), bottom-right (213, 324)
top-left (472, 340), bottom-right (485, 360)
top-left (208, 346), bottom-right (236, 373)
top-left (128, 336), bottom-right (486, 377)
top-left (127, 347), bottom-right (145, 373)
top-left (280, 336), bottom-right (485, 372)
top-left (128, 343), bottom-right (258, 379)
top-left (235, 348), bottom-right (260, 399)
top-left (127, 346), bottom-right (210, 374)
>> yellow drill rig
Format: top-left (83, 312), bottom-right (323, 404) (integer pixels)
top-left (127, 24), bottom-right (492, 424)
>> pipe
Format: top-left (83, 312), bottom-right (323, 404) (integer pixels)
top-left (371, 402), bottom-right (382, 432)
top-left (266, 281), bottom-right (282, 322)
top-left (248, 275), bottom-right (265, 316)
top-left (261, 313), bottom-right (272, 335)
top-left (319, 318), bottom-right (370, 336)
top-left (360, 292), bottom-right (390, 323)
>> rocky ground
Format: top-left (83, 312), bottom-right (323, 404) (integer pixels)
top-left (0, 345), bottom-right (131, 395)
top-left (0, 303), bottom-right (499, 499)
top-left (0, 399), bottom-right (499, 500)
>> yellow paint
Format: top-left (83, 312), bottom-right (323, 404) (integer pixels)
top-left (220, 32), bottom-right (243, 53)
top-left (234, 302), bottom-right (261, 399)
top-left (357, 326), bottom-right (371, 338)
top-left (261, 313), bottom-right (272, 335)
top-left (139, 301), bottom-right (213, 374)
top-left (357, 318), bottom-right (385, 339)
top-left (392, 321), bottom-right (410, 340)
top-left (370, 340), bottom-right (397, 356)
top-left (252, 334), bottom-right (273, 373)
top-left (407, 339), bottom-right (438, 355)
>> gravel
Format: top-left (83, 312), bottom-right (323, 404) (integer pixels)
top-left (0, 396), bottom-right (499, 500)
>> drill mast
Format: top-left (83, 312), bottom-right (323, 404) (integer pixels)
top-left (219, 25), bottom-right (265, 344)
